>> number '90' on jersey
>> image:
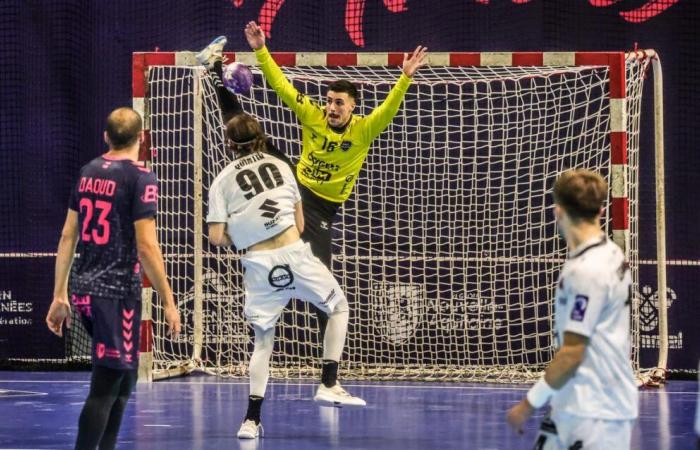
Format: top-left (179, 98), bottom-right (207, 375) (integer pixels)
top-left (206, 152), bottom-right (301, 250)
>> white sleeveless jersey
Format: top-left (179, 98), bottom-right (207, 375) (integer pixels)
top-left (206, 152), bottom-right (300, 250)
top-left (550, 236), bottom-right (638, 421)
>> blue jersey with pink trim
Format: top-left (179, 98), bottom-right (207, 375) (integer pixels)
top-left (68, 155), bottom-right (158, 299)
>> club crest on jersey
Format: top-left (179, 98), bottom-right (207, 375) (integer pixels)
top-left (268, 265), bottom-right (295, 291)
top-left (571, 295), bottom-right (589, 321)
top-left (340, 140), bottom-right (353, 152)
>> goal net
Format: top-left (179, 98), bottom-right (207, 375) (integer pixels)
top-left (136, 51), bottom-right (664, 382)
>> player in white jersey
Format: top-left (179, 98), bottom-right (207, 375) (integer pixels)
top-left (507, 169), bottom-right (638, 449)
top-left (206, 114), bottom-right (365, 440)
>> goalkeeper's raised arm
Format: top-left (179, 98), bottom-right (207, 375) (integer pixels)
top-left (245, 21), bottom-right (325, 124)
top-left (244, 20), bottom-right (427, 205)
top-left (360, 46), bottom-right (427, 141)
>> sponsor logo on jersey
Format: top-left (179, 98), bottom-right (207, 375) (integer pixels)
top-left (571, 295), bottom-right (589, 321)
top-left (301, 166), bottom-right (332, 183)
top-left (71, 294), bottom-right (92, 318)
top-left (259, 199), bottom-right (280, 219)
top-left (322, 289), bottom-right (337, 305)
top-left (260, 199), bottom-right (282, 230)
top-left (307, 153), bottom-right (341, 172)
top-left (339, 174), bottom-right (355, 195)
top-left (268, 265), bottom-right (295, 291)
top-left (96, 342), bottom-right (106, 359)
top-left (140, 185), bottom-right (158, 203)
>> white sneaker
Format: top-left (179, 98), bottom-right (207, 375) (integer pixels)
top-left (196, 35), bottom-right (227, 68)
top-left (237, 419), bottom-right (263, 439)
top-left (313, 382), bottom-right (366, 408)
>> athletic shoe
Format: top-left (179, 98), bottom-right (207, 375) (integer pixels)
top-left (313, 382), bottom-right (366, 408)
top-left (237, 419), bottom-right (263, 439)
top-left (196, 35), bottom-right (227, 69)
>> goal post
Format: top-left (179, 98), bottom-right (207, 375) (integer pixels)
top-left (132, 49), bottom-right (667, 384)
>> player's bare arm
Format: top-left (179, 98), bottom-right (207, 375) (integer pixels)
top-left (135, 217), bottom-right (181, 337)
top-left (294, 202), bottom-right (304, 235)
top-left (208, 223), bottom-right (233, 247)
top-left (46, 209), bottom-right (79, 337)
top-left (506, 332), bottom-right (588, 433)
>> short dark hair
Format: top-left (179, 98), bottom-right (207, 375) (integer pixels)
top-left (552, 169), bottom-right (608, 222)
top-left (327, 80), bottom-right (359, 101)
top-left (106, 107), bottom-right (142, 150)
top-left (225, 113), bottom-right (267, 156)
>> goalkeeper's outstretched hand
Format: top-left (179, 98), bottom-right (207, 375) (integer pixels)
top-left (402, 46), bottom-right (428, 78)
top-left (245, 21), bottom-right (265, 50)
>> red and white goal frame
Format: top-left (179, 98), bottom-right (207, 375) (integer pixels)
top-left (132, 49), bottom-right (668, 384)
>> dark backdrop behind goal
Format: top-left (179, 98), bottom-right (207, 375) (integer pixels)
top-left (0, 0), bottom-right (697, 374)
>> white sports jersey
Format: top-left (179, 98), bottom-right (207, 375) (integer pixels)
top-left (206, 152), bottom-right (300, 250)
top-left (550, 235), bottom-right (638, 421)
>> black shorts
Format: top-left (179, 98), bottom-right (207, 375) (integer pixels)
top-left (298, 183), bottom-right (342, 269)
top-left (71, 293), bottom-right (142, 371)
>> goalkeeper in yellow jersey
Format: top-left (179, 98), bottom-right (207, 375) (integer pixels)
top-left (245, 21), bottom-right (426, 217)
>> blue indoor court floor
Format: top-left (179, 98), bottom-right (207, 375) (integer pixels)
top-left (0, 372), bottom-right (696, 450)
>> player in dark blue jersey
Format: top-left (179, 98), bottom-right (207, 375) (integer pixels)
top-left (46, 107), bottom-right (181, 450)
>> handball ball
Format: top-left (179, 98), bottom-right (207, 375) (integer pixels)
top-left (223, 62), bottom-right (253, 94)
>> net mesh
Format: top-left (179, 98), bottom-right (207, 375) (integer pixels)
top-left (146, 57), bottom-right (649, 382)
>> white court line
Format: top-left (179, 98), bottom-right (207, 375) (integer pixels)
top-left (0, 389), bottom-right (48, 398)
top-left (0, 379), bottom-right (695, 394)
top-left (142, 424), bottom-right (172, 428)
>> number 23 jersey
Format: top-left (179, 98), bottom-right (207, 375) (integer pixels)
top-left (68, 155), bottom-right (158, 299)
top-left (206, 152), bottom-right (301, 250)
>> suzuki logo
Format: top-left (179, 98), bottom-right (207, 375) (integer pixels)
top-left (259, 199), bottom-right (280, 219)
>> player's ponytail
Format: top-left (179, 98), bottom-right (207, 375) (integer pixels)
top-left (225, 113), bottom-right (267, 157)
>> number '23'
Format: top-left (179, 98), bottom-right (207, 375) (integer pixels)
top-left (79, 198), bottom-right (112, 245)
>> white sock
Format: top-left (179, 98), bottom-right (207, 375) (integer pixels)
top-left (322, 297), bottom-right (349, 362)
top-left (249, 325), bottom-right (275, 398)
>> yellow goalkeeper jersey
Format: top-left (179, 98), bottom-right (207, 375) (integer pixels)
top-left (255, 46), bottom-right (412, 203)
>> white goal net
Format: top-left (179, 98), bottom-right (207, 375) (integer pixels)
top-left (143, 53), bottom-right (658, 382)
